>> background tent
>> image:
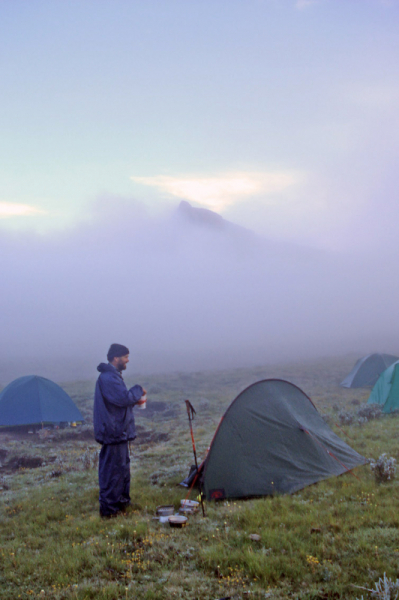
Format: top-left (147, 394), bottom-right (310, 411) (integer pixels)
top-left (367, 360), bottom-right (399, 413)
top-left (0, 375), bottom-right (83, 426)
top-left (200, 379), bottom-right (365, 501)
top-left (340, 353), bottom-right (399, 388)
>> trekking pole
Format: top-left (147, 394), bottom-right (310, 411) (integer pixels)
top-left (185, 399), bottom-right (206, 517)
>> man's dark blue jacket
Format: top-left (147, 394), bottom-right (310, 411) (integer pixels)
top-left (94, 363), bottom-right (143, 445)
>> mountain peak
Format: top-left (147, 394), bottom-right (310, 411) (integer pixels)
top-left (177, 200), bottom-right (226, 230)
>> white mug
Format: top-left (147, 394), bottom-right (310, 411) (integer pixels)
top-left (137, 393), bottom-right (147, 410)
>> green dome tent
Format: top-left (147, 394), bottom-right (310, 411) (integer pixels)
top-left (367, 361), bottom-right (399, 413)
top-left (0, 375), bottom-right (83, 427)
top-left (340, 353), bottom-right (398, 388)
top-left (197, 379), bottom-right (365, 501)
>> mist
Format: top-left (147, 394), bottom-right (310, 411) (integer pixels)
top-left (1, 197), bottom-right (398, 384)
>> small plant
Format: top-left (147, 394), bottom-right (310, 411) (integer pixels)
top-left (78, 447), bottom-right (99, 470)
top-left (0, 475), bottom-right (9, 490)
top-left (356, 572), bottom-right (399, 599)
top-left (321, 414), bottom-right (333, 424)
top-left (48, 469), bottom-right (63, 478)
top-left (47, 453), bottom-right (72, 477)
top-left (370, 454), bottom-right (396, 483)
top-left (37, 428), bottom-right (53, 440)
top-left (338, 410), bottom-right (354, 425)
top-left (357, 404), bottom-right (382, 422)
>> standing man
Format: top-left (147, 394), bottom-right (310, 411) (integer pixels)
top-left (94, 343), bottom-right (145, 518)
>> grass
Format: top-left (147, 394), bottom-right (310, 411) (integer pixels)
top-left (0, 354), bottom-right (398, 599)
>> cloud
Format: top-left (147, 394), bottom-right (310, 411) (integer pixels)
top-left (131, 171), bottom-right (304, 212)
top-left (0, 202), bottom-right (46, 219)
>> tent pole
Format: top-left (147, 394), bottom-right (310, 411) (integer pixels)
top-left (185, 399), bottom-right (206, 517)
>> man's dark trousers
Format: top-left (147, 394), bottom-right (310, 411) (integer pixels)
top-left (98, 442), bottom-right (130, 516)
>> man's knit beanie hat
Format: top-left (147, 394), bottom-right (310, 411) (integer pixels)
top-left (107, 344), bottom-right (129, 362)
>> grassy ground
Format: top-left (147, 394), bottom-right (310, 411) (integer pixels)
top-left (0, 355), bottom-right (398, 599)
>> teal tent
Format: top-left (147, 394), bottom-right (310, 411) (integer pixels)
top-left (199, 379), bottom-right (365, 501)
top-left (367, 361), bottom-right (399, 413)
top-left (0, 375), bottom-right (83, 427)
top-left (340, 354), bottom-right (398, 388)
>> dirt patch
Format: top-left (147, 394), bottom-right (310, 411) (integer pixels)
top-left (135, 429), bottom-right (169, 445)
top-left (139, 401), bottom-right (178, 419)
top-left (5, 456), bottom-right (45, 471)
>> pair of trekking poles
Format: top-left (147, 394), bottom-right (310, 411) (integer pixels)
top-left (184, 399), bottom-right (206, 517)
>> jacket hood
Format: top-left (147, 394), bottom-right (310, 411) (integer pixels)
top-left (97, 362), bottom-right (118, 373)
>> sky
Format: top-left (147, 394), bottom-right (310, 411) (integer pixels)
top-left (1, 0), bottom-right (399, 382)
top-left (1, 0), bottom-right (399, 250)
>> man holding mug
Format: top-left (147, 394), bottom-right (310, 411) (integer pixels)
top-left (93, 343), bottom-right (146, 517)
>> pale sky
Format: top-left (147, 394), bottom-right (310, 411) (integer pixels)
top-left (1, 0), bottom-right (399, 250)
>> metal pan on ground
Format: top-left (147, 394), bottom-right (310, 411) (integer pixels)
top-left (180, 499), bottom-right (199, 512)
top-left (179, 506), bottom-right (196, 515)
top-left (180, 499), bottom-right (199, 514)
top-left (168, 515), bottom-right (188, 528)
top-left (156, 505), bottom-right (175, 517)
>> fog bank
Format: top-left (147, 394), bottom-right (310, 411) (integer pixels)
top-left (1, 199), bottom-right (398, 384)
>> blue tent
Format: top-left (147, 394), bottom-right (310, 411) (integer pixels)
top-left (0, 375), bottom-right (83, 426)
top-left (340, 354), bottom-right (399, 388)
